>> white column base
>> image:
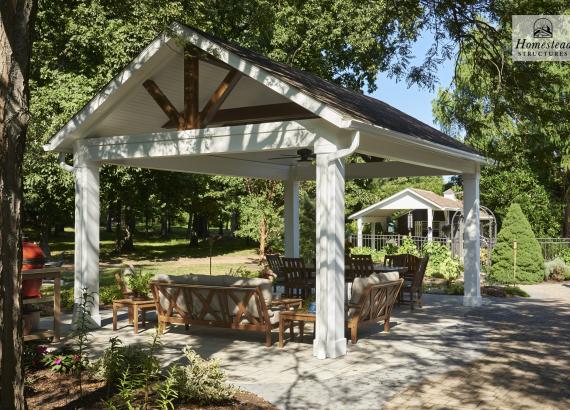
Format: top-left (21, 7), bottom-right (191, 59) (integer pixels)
top-left (313, 337), bottom-right (347, 360)
top-left (463, 295), bottom-right (483, 307)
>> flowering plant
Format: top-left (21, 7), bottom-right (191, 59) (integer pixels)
top-left (23, 344), bottom-right (48, 371)
top-left (42, 345), bottom-right (83, 373)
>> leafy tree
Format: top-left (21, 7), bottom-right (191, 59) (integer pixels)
top-left (26, 0), bottom-right (524, 253)
top-left (433, 2), bottom-right (570, 236)
top-left (489, 203), bottom-right (544, 284)
top-left (230, 179), bottom-right (284, 256)
top-left (0, 0), bottom-right (37, 407)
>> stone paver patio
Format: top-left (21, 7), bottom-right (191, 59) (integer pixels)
top-left (48, 288), bottom-right (570, 409)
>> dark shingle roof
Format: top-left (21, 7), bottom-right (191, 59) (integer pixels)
top-left (189, 24), bottom-right (480, 156)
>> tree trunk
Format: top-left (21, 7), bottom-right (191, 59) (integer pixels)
top-left (0, 1), bottom-right (36, 407)
top-left (186, 211), bottom-right (193, 239)
top-left (230, 210), bottom-right (239, 237)
top-left (114, 202), bottom-right (123, 253)
top-left (258, 218), bottom-right (267, 256)
top-left (160, 214), bottom-right (168, 238)
top-left (39, 226), bottom-right (50, 257)
top-left (53, 223), bottom-right (64, 236)
top-left (106, 207), bottom-right (112, 233)
top-left (564, 169), bottom-right (570, 238)
top-left (121, 205), bottom-right (135, 252)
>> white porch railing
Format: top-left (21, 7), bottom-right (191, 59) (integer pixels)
top-left (349, 234), bottom-right (449, 252)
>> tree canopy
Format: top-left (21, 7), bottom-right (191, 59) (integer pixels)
top-left (25, 0), bottom-right (568, 255)
top-left (433, 1), bottom-right (570, 236)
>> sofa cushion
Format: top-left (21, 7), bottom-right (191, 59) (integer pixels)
top-left (349, 275), bottom-right (381, 305)
top-left (348, 271), bottom-right (400, 307)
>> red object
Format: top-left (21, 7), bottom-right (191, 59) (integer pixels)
top-left (22, 241), bottom-right (45, 298)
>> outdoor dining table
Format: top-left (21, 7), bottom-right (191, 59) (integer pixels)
top-left (373, 264), bottom-right (408, 277)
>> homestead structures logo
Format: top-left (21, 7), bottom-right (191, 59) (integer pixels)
top-left (512, 15), bottom-right (570, 61)
top-left (533, 18), bottom-right (553, 38)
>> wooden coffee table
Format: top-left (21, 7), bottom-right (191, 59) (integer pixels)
top-left (112, 298), bottom-right (155, 334)
top-left (278, 310), bottom-right (316, 348)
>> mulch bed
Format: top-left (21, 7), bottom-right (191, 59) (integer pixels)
top-left (25, 368), bottom-right (276, 409)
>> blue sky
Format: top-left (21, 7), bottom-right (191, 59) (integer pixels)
top-left (367, 33), bottom-right (455, 129)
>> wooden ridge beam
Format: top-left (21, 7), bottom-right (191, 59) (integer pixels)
top-left (199, 70), bottom-right (242, 127)
top-left (162, 102), bottom-right (316, 129)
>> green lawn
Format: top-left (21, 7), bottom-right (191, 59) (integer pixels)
top-left (33, 226), bottom-right (262, 308)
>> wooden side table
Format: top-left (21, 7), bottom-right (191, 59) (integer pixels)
top-left (112, 298), bottom-right (155, 334)
top-left (278, 310), bottom-right (316, 348)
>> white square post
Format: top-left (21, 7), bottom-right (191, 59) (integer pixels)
top-left (314, 152), bottom-right (347, 359)
top-left (463, 169), bottom-right (482, 307)
top-left (356, 218), bottom-right (363, 247)
top-left (284, 171), bottom-right (300, 258)
top-left (427, 208), bottom-right (434, 241)
top-left (74, 141), bottom-right (101, 325)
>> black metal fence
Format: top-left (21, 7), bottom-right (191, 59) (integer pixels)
top-left (536, 238), bottom-right (570, 261)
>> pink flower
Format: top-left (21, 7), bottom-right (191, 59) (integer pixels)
top-left (73, 355), bottom-right (81, 362)
top-left (53, 357), bottom-right (62, 365)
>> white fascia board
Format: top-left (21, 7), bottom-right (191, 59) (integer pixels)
top-left (295, 161), bottom-right (455, 181)
top-left (348, 188), bottom-right (443, 220)
top-left (44, 32), bottom-right (174, 153)
top-left (79, 119), bottom-right (330, 162)
top-left (104, 155), bottom-right (291, 180)
top-left (349, 119), bottom-right (492, 166)
top-left (171, 22), bottom-right (352, 129)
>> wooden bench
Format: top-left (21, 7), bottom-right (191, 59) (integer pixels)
top-left (150, 275), bottom-right (279, 346)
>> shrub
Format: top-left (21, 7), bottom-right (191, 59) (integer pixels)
top-left (489, 203), bottom-right (544, 284)
top-left (90, 339), bottom-right (159, 386)
top-left (503, 286), bottom-right (530, 298)
top-left (446, 282), bottom-right (464, 295)
top-left (556, 247), bottom-right (570, 265)
top-left (544, 258), bottom-right (570, 281)
top-left (396, 235), bottom-right (419, 256)
top-left (383, 242), bottom-right (398, 255)
top-left (61, 288), bottom-right (74, 309)
top-left (127, 269), bottom-right (153, 298)
top-left (99, 285), bottom-right (123, 305)
top-left (171, 346), bottom-right (236, 405)
top-left (23, 343), bottom-right (48, 371)
top-left (422, 242), bottom-right (462, 283)
top-left (228, 266), bottom-right (259, 278)
top-left (350, 246), bottom-right (385, 262)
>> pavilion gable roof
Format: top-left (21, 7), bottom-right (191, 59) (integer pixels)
top-left (45, 22), bottom-right (483, 163)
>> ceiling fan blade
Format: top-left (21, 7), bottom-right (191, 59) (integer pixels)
top-left (268, 155), bottom-right (299, 160)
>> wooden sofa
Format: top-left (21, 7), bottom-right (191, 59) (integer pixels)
top-left (347, 272), bottom-right (403, 344)
top-left (150, 274), bottom-right (280, 346)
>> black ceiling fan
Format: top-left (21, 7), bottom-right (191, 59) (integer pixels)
top-left (268, 148), bottom-right (316, 162)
